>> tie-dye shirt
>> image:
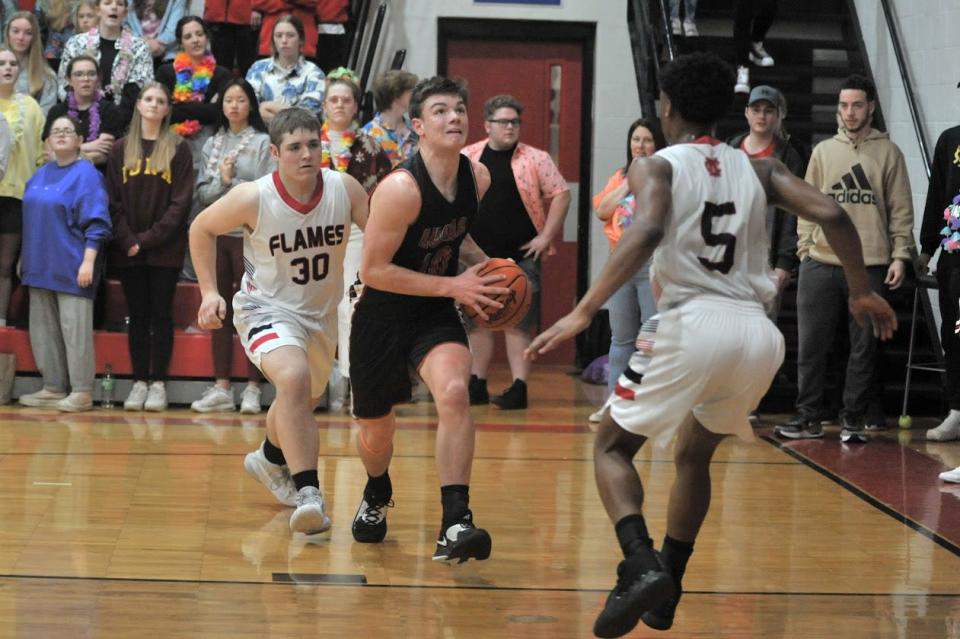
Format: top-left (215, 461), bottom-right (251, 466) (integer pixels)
top-left (245, 56), bottom-right (325, 112)
top-left (360, 112), bottom-right (418, 168)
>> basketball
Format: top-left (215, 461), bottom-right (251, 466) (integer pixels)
top-left (464, 258), bottom-right (533, 330)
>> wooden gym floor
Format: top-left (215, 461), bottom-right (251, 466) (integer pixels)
top-left (1, 366), bottom-right (959, 638)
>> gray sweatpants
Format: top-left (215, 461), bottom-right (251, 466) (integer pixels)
top-left (28, 287), bottom-right (95, 393)
top-left (795, 259), bottom-right (887, 420)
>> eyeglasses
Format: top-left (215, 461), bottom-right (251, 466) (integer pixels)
top-left (70, 71), bottom-right (98, 79)
top-left (488, 118), bottom-right (521, 128)
top-left (50, 128), bottom-right (77, 136)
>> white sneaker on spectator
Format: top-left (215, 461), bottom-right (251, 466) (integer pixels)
top-left (749, 41), bottom-right (775, 66)
top-left (143, 381), bottom-right (167, 412)
top-left (244, 443), bottom-right (297, 506)
top-left (240, 385), bottom-right (262, 414)
top-left (927, 411), bottom-right (960, 441)
top-left (192, 386), bottom-right (235, 413)
top-left (290, 486), bottom-right (331, 534)
top-left (735, 65), bottom-right (751, 94)
top-left (940, 467), bottom-right (960, 483)
top-left (55, 392), bottom-right (93, 413)
top-left (124, 381), bottom-right (149, 411)
top-left (670, 17), bottom-right (681, 35)
top-left (683, 18), bottom-right (698, 37)
top-left (18, 388), bottom-right (67, 407)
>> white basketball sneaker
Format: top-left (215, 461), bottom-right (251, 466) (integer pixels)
top-left (289, 486), bottom-right (332, 535)
top-left (243, 444), bottom-right (298, 507)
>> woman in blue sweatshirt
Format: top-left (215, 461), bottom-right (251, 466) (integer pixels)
top-left (17, 114), bottom-right (112, 412)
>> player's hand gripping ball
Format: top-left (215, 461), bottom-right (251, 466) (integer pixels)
top-left (463, 258), bottom-right (533, 330)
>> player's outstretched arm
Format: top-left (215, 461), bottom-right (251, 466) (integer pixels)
top-left (360, 171), bottom-right (510, 319)
top-left (758, 157), bottom-right (897, 340)
top-left (525, 157), bottom-right (672, 359)
top-left (341, 172), bottom-right (369, 231)
top-left (189, 182), bottom-right (260, 329)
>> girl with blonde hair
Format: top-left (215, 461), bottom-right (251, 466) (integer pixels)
top-left (5, 12), bottom-right (58, 113)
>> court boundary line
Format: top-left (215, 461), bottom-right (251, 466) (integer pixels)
top-left (761, 435), bottom-right (960, 559)
top-left (1, 572), bottom-right (959, 597)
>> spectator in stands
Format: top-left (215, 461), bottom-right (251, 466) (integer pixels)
top-left (313, 0), bottom-right (349, 73)
top-left (106, 82), bottom-right (193, 412)
top-left (588, 117), bottom-right (663, 423)
top-left (203, 0), bottom-right (255, 77)
top-left (44, 55), bottom-right (126, 168)
top-left (918, 118), bottom-right (960, 441)
top-left (125, 0), bottom-right (186, 63)
top-left (0, 47), bottom-right (45, 328)
top-left (73, 0), bottom-right (100, 34)
top-left (669, 0), bottom-right (698, 37)
top-left (6, 12), bottom-right (58, 114)
top-left (775, 75), bottom-right (913, 443)
top-left (727, 85), bottom-right (805, 310)
top-left (463, 94), bottom-right (571, 410)
top-left (250, 0), bottom-right (343, 64)
top-left (156, 17), bottom-right (231, 157)
top-left (733, 0), bottom-right (777, 94)
top-left (40, 0), bottom-right (77, 72)
top-left (58, 0), bottom-right (154, 110)
top-left (246, 15), bottom-right (324, 125)
top-left (190, 78), bottom-right (273, 414)
top-left (0, 115), bottom-right (11, 181)
top-left (361, 69), bottom-right (419, 168)
top-left (17, 115), bottom-right (111, 412)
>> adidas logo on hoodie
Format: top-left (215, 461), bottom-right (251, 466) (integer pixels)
top-left (829, 163), bottom-right (875, 205)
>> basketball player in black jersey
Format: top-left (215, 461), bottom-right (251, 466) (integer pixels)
top-left (348, 77), bottom-right (510, 562)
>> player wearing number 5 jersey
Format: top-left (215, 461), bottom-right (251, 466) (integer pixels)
top-left (190, 108), bottom-right (369, 536)
top-left (526, 52), bottom-right (897, 638)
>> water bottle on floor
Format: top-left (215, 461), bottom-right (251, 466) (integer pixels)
top-left (101, 365), bottom-right (115, 409)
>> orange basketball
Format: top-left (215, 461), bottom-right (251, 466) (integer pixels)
top-left (464, 258), bottom-right (533, 330)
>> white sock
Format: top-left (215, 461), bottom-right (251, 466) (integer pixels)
top-left (937, 410), bottom-right (960, 428)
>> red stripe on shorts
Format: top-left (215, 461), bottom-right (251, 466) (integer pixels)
top-left (614, 384), bottom-right (635, 401)
top-left (249, 332), bottom-right (279, 353)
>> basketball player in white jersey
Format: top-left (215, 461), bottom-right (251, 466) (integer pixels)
top-left (189, 108), bottom-right (369, 535)
top-left (526, 53), bottom-right (897, 637)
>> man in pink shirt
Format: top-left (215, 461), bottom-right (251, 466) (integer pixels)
top-left (462, 94), bottom-right (570, 409)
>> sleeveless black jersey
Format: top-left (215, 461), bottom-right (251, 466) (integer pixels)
top-left (357, 151), bottom-right (479, 319)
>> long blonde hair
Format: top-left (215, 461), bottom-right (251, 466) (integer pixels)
top-left (43, 0), bottom-right (72, 32)
top-left (123, 82), bottom-right (181, 175)
top-left (5, 12), bottom-right (55, 98)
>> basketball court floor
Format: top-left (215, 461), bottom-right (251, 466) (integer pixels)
top-left (1, 366), bottom-right (959, 638)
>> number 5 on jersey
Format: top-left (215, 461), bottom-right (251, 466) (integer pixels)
top-left (698, 201), bottom-right (736, 274)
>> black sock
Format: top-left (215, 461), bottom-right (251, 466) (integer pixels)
top-left (292, 469), bottom-right (318, 492)
top-left (615, 514), bottom-right (655, 562)
top-left (440, 484), bottom-right (470, 528)
top-left (365, 470), bottom-right (392, 499)
top-left (661, 535), bottom-right (694, 584)
top-left (262, 437), bottom-right (286, 466)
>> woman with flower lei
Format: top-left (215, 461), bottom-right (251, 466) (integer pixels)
top-left (321, 69), bottom-right (390, 405)
top-left (57, 0), bottom-right (154, 117)
top-left (0, 47), bottom-right (45, 327)
top-left (189, 78), bottom-right (274, 415)
top-left (43, 55), bottom-right (124, 168)
top-left (156, 17), bottom-right (230, 159)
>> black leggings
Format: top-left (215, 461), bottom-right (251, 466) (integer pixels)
top-left (734, 0), bottom-right (779, 64)
top-left (120, 265), bottom-right (180, 382)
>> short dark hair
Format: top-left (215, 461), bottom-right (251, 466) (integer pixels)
top-left (839, 74), bottom-right (876, 102)
top-left (409, 76), bottom-right (468, 120)
top-left (624, 117), bottom-right (666, 172)
top-left (271, 14), bottom-right (305, 57)
top-left (269, 107), bottom-right (320, 146)
top-left (483, 94), bottom-right (524, 120)
top-left (65, 54), bottom-right (98, 79)
top-left (371, 70), bottom-right (418, 112)
top-left (659, 52), bottom-right (735, 127)
top-left (217, 78), bottom-right (268, 134)
top-left (175, 15), bottom-right (205, 44)
top-left (45, 114), bottom-right (83, 142)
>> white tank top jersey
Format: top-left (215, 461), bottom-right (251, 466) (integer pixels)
top-left (239, 169), bottom-right (352, 319)
top-left (651, 138), bottom-right (777, 311)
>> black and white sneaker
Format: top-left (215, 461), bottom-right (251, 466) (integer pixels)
top-left (774, 415), bottom-right (823, 439)
top-left (594, 552), bottom-right (676, 638)
top-left (431, 513), bottom-right (492, 563)
top-left (351, 492), bottom-right (393, 543)
top-left (840, 415), bottom-right (868, 443)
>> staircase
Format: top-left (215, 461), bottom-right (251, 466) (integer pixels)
top-left (645, 0), bottom-right (945, 419)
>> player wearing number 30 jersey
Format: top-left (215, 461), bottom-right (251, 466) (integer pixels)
top-left (525, 52), bottom-right (897, 638)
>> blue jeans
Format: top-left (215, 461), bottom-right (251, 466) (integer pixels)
top-left (670, 0), bottom-right (697, 19)
top-left (607, 264), bottom-right (657, 395)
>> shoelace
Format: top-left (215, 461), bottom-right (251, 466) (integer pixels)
top-left (360, 498), bottom-right (394, 525)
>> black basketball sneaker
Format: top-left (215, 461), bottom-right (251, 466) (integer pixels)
top-left (431, 512), bottom-right (492, 563)
top-left (351, 491), bottom-right (393, 543)
top-left (593, 551), bottom-right (676, 638)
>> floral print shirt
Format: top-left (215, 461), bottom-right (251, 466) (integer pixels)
top-left (58, 28), bottom-right (155, 105)
top-left (360, 111), bottom-right (418, 168)
top-left (245, 56), bottom-right (325, 113)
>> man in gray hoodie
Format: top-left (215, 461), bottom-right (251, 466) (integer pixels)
top-left (775, 74), bottom-right (914, 444)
